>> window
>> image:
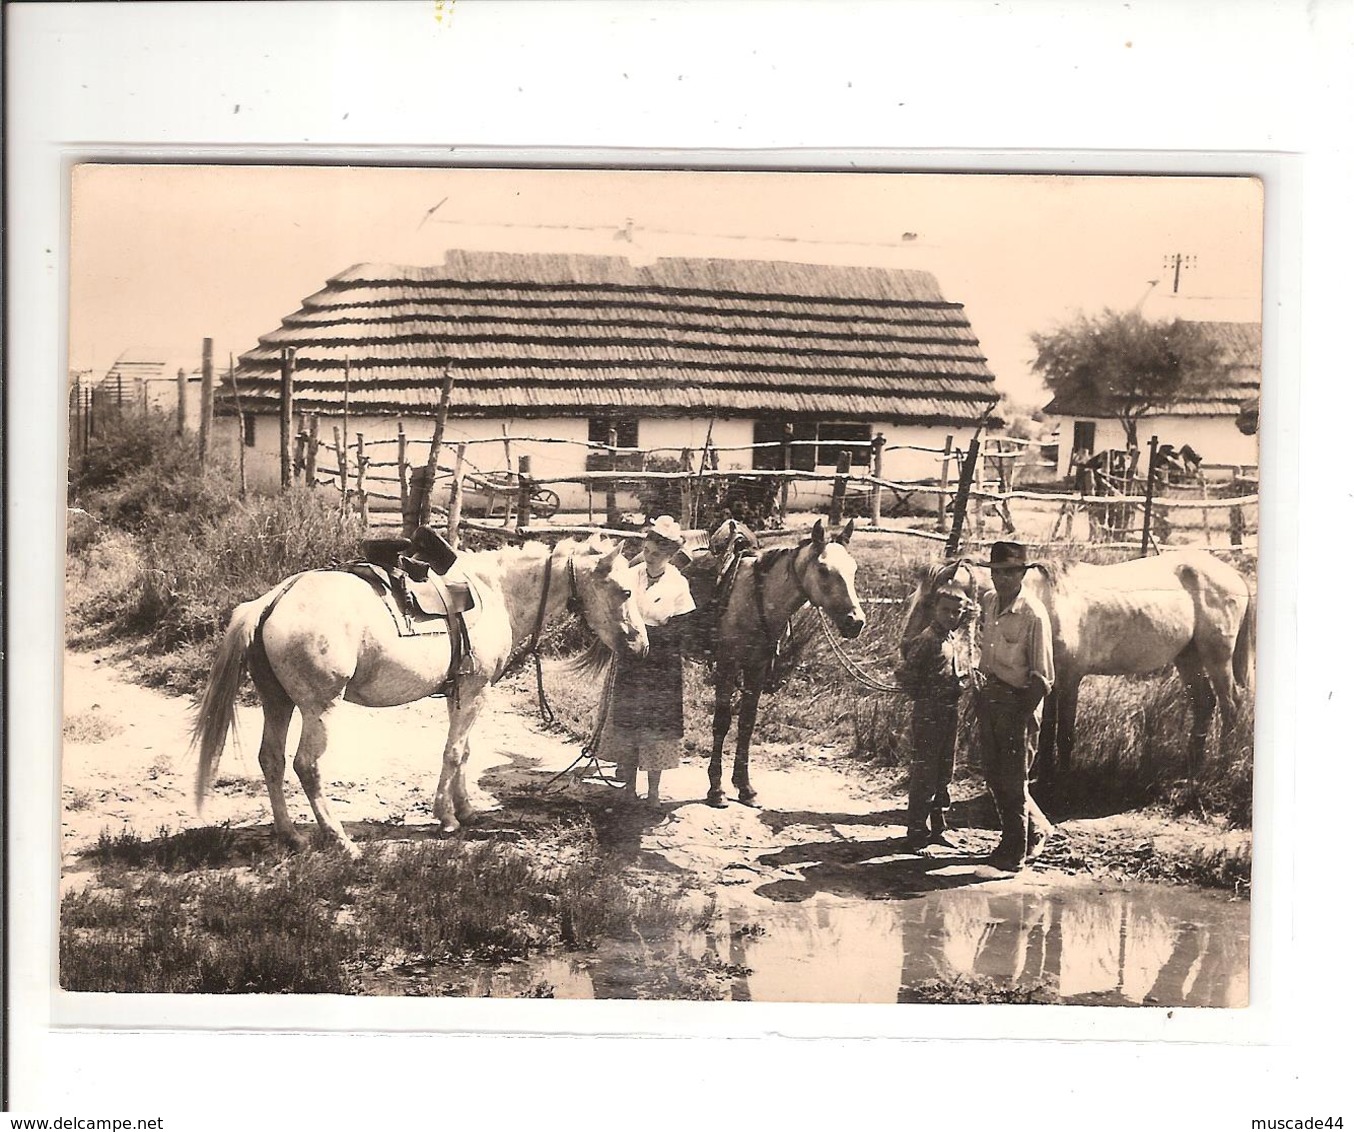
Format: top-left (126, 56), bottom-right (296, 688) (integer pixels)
top-left (1072, 420), bottom-right (1096, 458)
top-left (752, 419), bottom-right (820, 471)
top-left (244, 413), bottom-right (256, 448)
top-left (816, 422), bottom-right (872, 468)
top-left (586, 415), bottom-right (642, 472)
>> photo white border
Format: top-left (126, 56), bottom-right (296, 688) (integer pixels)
top-left (7, 0), bottom-right (1348, 1122)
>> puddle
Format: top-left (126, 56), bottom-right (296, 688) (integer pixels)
top-left (360, 880), bottom-right (1248, 1006)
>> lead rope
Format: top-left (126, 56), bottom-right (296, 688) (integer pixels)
top-left (814, 606), bottom-right (907, 693)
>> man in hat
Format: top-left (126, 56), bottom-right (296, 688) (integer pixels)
top-left (974, 541), bottom-right (1056, 871)
top-left (898, 579), bottom-right (971, 852)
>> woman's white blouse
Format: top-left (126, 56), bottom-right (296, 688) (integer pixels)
top-left (629, 560), bottom-right (696, 627)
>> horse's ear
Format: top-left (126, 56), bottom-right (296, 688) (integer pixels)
top-left (811, 519), bottom-right (827, 547)
top-left (835, 518), bottom-right (856, 545)
top-left (595, 546), bottom-right (621, 572)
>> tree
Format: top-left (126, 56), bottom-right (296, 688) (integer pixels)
top-left (1030, 309), bottom-right (1227, 452)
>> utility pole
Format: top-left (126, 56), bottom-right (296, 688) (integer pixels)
top-left (1161, 253), bottom-right (1197, 295)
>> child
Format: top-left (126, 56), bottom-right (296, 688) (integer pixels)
top-left (898, 583), bottom-right (970, 851)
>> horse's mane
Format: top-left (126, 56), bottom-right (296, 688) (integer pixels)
top-left (465, 534), bottom-right (614, 568)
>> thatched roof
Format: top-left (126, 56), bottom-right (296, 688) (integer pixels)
top-left (231, 250), bottom-right (1000, 425)
top-left (1043, 320), bottom-right (1261, 418)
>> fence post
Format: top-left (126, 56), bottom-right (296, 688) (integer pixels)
top-left (416, 366), bottom-right (457, 534)
top-left (937, 434), bottom-right (953, 531)
top-left (679, 447), bottom-right (694, 529)
top-left (515, 455), bottom-right (533, 534)
top-left (1229, 467), bottom-right (1245, 546)
top-left (606, 426), bottom-right (620, 527)
top-left (305, 416), bottom-right (319, 486)
top-left (333, 425), bottom-right (348, 517)
top-left (198, 338), bottom-right (215, 465)
top-left (828, 451), bottom-right (852, 526)
top-left (176, 368), bottom-right (188, 437)
top-left (1199, 476), bottom-right (1211, 547)
top-left (447, 441), bottom-right (467, 547)
top-left (1140, 434), bottom-right (1159, 556)
top-left (945, 437), bottom-right (981, 558)
top-left (779, 421), bottom-right (793, 519)
top-left (279, 346), bottom-right (295, 488)
top-left (227, 357), bottom-right (247, 501)
top-left (973, 435), bottom-right (987, 540)
top-left (356, 432), bottom-right (370, 528)
top-left (870, 432), bottom-right (885, 527)
top-left (397, 422), bottom-right (408, 520)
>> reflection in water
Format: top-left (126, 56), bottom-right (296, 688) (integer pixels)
top-left (372, 883), bottom-right (1248, 1006)
top-left (725, 884), bottom-right (1245, 1007)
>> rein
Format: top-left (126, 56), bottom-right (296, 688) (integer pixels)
top-left (502, 550), bottom-right (581, 726)
top-left (752, 542), bottom-right (812, 647)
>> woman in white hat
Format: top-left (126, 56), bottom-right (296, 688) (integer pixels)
top-left (600, 515), bottom-right (696, 808)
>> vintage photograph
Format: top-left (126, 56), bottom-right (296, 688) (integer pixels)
top-left (62, 165), bottom-right (1260, 1006)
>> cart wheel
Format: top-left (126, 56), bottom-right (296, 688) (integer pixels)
top-left (531, 488), bottom-right (561, 519)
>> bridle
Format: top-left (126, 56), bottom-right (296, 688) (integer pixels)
top-left (752, 540), bottom-right (814, 646)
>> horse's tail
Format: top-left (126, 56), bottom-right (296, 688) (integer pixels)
top-left (1233, 586), bottom-right (1256, 690)
top-left (192, 575), bottom-right (300, 808)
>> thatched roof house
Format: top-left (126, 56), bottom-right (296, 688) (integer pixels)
top-left (1042, 321), bottom-right (1260, 420)
top-left (232, 250), bottom-right (999, 426)
top-left (1043, 320), bottom-right (1261, 473)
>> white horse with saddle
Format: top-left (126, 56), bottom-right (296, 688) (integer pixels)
top-left (193, 531), bottom-right (647, 857)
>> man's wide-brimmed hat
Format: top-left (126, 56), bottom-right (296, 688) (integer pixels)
top-left (978, 541), bottom-right (1036, 570)
top-left (646, 515), bottom-right (685, 547)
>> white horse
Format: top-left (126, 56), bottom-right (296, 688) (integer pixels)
top-left (193, 538), bottom-right (647, 856)
top-left (903, 550), bottom-right (1255, 788)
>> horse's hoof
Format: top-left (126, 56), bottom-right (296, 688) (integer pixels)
top-left (706, 791), bottom-right (729, 809)
top-left (736, 792), bottom-right (760, 809)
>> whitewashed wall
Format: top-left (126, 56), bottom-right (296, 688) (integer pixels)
top-left (222, 413), bottom-right (995, 518)
top-left (1051, 414), bottom-right (1259, 476)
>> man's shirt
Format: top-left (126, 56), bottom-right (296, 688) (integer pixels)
top-left (978, 588), bottom-right (1054, 694)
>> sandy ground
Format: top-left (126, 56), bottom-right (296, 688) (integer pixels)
top-left (61, 643), bottom-right (1250, 907)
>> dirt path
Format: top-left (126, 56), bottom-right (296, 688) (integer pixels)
top-left (61, 645), bottom-right (1249, 906)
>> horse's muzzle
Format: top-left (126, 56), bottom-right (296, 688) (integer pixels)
top-left (837, 614), bottom-right (866, 640)
top-left (624, 628), bottom-right (649, 658)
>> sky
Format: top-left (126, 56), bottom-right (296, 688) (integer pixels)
top-left (68, 165), bottom-right (1264, 409)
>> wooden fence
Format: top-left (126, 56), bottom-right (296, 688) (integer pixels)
top-left (283, 419), bottom-right (1256, 558)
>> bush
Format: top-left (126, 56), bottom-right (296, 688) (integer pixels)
top-left (70, 411), bottom-right (236, 535)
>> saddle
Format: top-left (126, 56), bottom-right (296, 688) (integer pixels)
top-left (347, 526), bottom-right (476, 696)
top-left (679, 519), bottom-right (760, 660)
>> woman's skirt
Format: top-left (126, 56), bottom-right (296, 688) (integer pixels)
top-left (600, 635), bottom-right (685, 772)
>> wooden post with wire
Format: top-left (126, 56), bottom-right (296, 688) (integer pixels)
top-left (279, 347), bottom-right (295, 488)
top-left (870, 432), bottom-right (885, 527)
top-left (679, 447), bottom-right (694, 529)
top-left (945, 437), bottom-right (981, 558)
top-left (176, 368), bottom-right (188, 437)
top-left (779, 421), bottom-right (793, 519)
top-left (397, 422), bottom-right (409, 519)
top-left (1140, 434), bottom-right (1160, 557)
top-left (515, 455), bottom-right (533, 535)
top-left (418, 366), bottom-right (457, 532)
top-left (333, 425), bottom-right (348, 517)
top-left (198, 338), bottom-right (215, 465)
top-left (937, 434), bottom-right (953, 531)
top-left (446, 441), bottom-right (467, 547)
top-left (305, 415), bottom-right (319, 487)
top-left (605, 426), bottom-right (620, 527)
top-left (356, 432), bottom-right (370, 528)
top-left (828, 451), bottom-right (852, 526)
top-left (227, 354), bottom-right (247, 500)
